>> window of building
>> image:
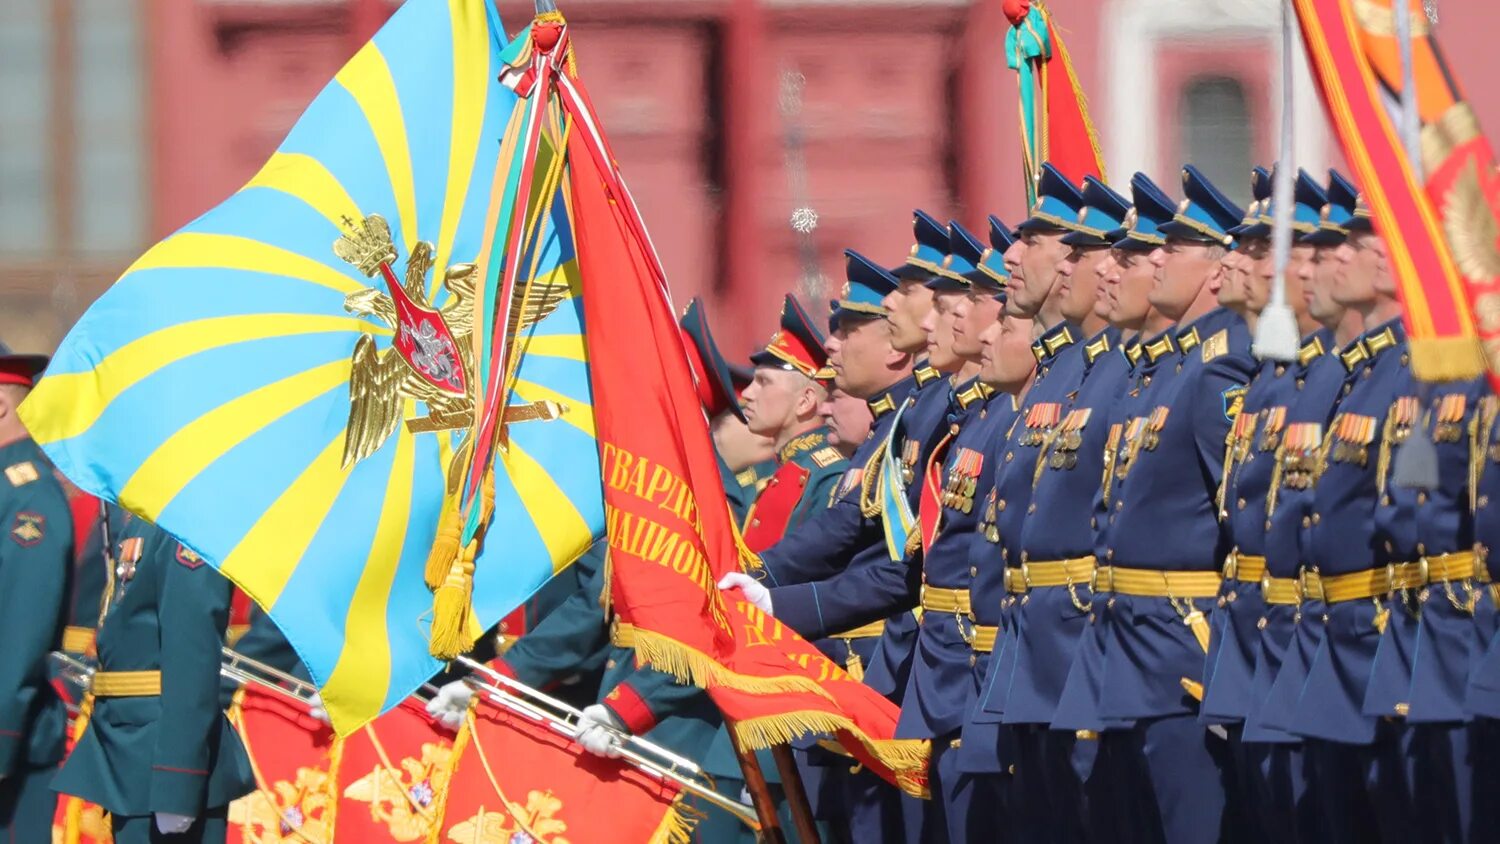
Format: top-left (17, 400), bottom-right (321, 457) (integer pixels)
top-left (0, 0), bottom-right (147, 258)
top-left (1179, 76), bottom-right (1254, 208)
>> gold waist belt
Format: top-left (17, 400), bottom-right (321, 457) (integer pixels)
top-left (920, 585), bottom-right (972, 615)
top-left (61, 626), bottom-right (95, 654)
top-left (91, 670), bottom-right (161, 698)
top-left (1261, 576), bottom-right (1301, 606)
top-left (1222, 552), bottom-right (1266, 583)
top-left (1303, 552), bottom-right (1484, 604)
top-left (971, 625), bottom-right (998, 653)
top-left (1092, 566), bottom-right (1221, 599)
top-left (1006, 556), bottom-right (1096, 593)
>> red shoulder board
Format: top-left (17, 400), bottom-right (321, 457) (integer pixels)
top-left (175, 545), bottom-right (204, 569)
top-left (741, 461), bottom-right (811, 552)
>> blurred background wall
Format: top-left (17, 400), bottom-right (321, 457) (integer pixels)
top-left (2, 0), bottom-right (1498, 356)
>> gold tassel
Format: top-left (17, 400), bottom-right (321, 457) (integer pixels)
top-left (843, 643), bottom-right (865, 683)
top-left (1184, 609), bottom-right (1211, 652)
top-left (430, 544), bottom-right (477, 660)
top-left (1409, 336), bottom-right (1487, 383)
top-left (62, 692), bottom-right (96, 844)
top-left (424, 503), bottom-right (463, 592)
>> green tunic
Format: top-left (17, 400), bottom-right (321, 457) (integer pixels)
top-left (53, 518), bottom-right (254, 839)
top-left (0, 437), bottom-right (73, 841)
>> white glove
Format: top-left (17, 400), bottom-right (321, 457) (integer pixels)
top-left (574, 704), bottom-right (624, 758)
top-left (307, 692), bottom-right (329, 725)
top-left (424, 679), bottom-right (474, 732)
top-left (717, 572), bottom-right (772, 615)
top-left (154, 812), bottom-right (195, 834)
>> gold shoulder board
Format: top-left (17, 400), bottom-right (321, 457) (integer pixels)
top-left (4, 462), bottom-right (40, 487)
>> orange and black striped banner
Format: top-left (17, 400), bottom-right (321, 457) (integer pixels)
top-left (1292, 0), bottom-right (1500, 387)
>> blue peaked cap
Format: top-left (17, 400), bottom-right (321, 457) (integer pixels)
top-left (831, 249), bottom-right (897, 330)
top-left (1113, 172), bottom-right (1176, 252)
top-left (966, 216), bottom-right (1013, 298)
top-left (1158, 165), bottom-right (1244, 246)
top-left (1061, 176), bottom-right (1132, 248)
top-left (1302, 169), bottom-right (1361, 246)
top-left (927, 221), bottom-right (982, 292)
top-left (1017, 163), bottom-right (1086, 233)
top-left (906, 210), bottom-right (950, 276)
top-left (1234, 168), bottom-right (1327, 241)
top-left (1228, 167), bottom-right (1273, 237)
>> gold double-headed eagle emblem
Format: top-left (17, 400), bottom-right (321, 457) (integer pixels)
top-left (333, 214), bottom-right (571, 470)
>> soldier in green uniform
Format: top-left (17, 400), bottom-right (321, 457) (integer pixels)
top-left (53, 516), bottom-right (255, 843)
top-left (0, 344), bottom-right (74, 842)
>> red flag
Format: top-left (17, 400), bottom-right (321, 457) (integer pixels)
top-left (225, 686), bottom-right (340, 844)
top-left (52, 705), bottom-right (112, 844)
top-left (1005, 0), bottom-right (1107, 203)
top-left (566, 71), bottom-right (928, 795)
top-left (1292, 0), bottom-right (1498, 385)
top-left (433, 703), bottom-right (696, 844)
top-left (335, 698), bottom-right (457, 842)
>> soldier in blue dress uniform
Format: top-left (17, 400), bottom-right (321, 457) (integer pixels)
top-left (0, 345), bottom-right (75, 842)
top-left (1062, 165), bottom-right (1256, 843)
top-left (1050, 172), bottom-right (1181, 766)
top-left (1465, 393), bottom-right (1500, 844)
top-left (971, 171), bottom-right (1130, 844)
top-left (1202, 168), bottom-right (1328, 841)
top-left (1243, 172), bottom-right (1367, 844)
top-left (1277, 194), bottom-right (1423, 843)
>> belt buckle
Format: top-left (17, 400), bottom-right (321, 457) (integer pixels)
top-left (1418, 555), bottom-right (1431, 588)
top-left (1223, 549), bottom-right (1239, 580)
top-left (1021, 562), bottom-right (1032, 590)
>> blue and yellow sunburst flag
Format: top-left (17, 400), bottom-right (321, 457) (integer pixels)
top-left (19, 0), bottom-right (603, 735)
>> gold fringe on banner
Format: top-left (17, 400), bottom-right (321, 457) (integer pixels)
top-left (1410, 335), bottom-right (1488, 382)
top-left (646, 791), bottom-right (705, 844)
top-left (730, 712), bottom-right (930, 799)
top-left (626, 628), bottom-right (931, 797)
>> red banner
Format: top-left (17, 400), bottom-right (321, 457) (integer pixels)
top-left (52, 704), bottom-right (112, 844)
top-left (567, 97), bottom-right (928, 796)
top-left (433, 703), bottom-right (693, 844)
top-left (225, 686), bottom-right (340, 844)
top-left (1292, 0), bottom-right (1499, 386)
top-left (335, 698), bottom-right (458, 843)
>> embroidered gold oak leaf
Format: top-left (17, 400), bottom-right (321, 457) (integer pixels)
top-left (1443, 159), bottom-right (1500, 282)
top-left (228, 767), bottom-right (333, 844)
top-left (342, 742), bottom-right (454, 842)
top-left (446, 792), bottom-right (571, 844)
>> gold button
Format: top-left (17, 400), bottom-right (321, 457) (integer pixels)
top-left (1311, 513), bottom-right (1321, 525)
top-left (606, 659), bottom-right (617, 669)
top-left (1481, 495), bottom-right (1491, 508)
top-left (1237, 497), bottom-right (1247, 510)
top-left (1091, 517), bottom-right (1098, 530)
top-left (1115, 500), bottom-right (1123, 511)
top-left (1027, 503), bottom-right (1037, 514)
top-left (998, 500), bottom-right (1007, 511)
top-left (1265, 520), bottom-right (1272, 531)
top-left (1005, 452), bottom-right (1014, 462)
top-left (951, 423), bottom-right (961, 434)
top-left (1417, 492), bottom-right (1428, 505)
top-left (1106, 548), bottom-right (1114, 561)
top-left (1302, 516), bottom-right (1312, 528)
top-left (1008, 764), bottom-right (1016, 774)
top-left (969, 654), bottom-right (977, 666)
top-left (1382, 495), bottom-right (1391, 506)
top-left (970, 566), bottom-right (978, 577)
top-left (1384, 541), bottom-right (1394, 553)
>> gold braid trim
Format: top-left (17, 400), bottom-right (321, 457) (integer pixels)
top-left (1217, 427), bottom-right (1238, 519)
top-left (859, 441), bottom-right (888, 518)
top-left (730, 712), bottom-right (930, 799)
top-left (227, 689), bottom-right (342, 844)
top-left (1377, 410), bottom-right (1399, 498)
top-left (1267, 441), bottom-right (1287, 520)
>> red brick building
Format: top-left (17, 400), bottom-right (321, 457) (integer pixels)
top-left (3, 0), bottom-right (1498, 355)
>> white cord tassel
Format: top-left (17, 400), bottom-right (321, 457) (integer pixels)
top-left (1255, 0), bottom-right (1300, 362)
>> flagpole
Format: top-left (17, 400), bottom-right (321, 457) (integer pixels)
top-left (729, 733), bottom-right (788, 843)
top-left (1255, 0), bottom-right (1300, 362)
top-left (770, 744), bottom-right (823, 843)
